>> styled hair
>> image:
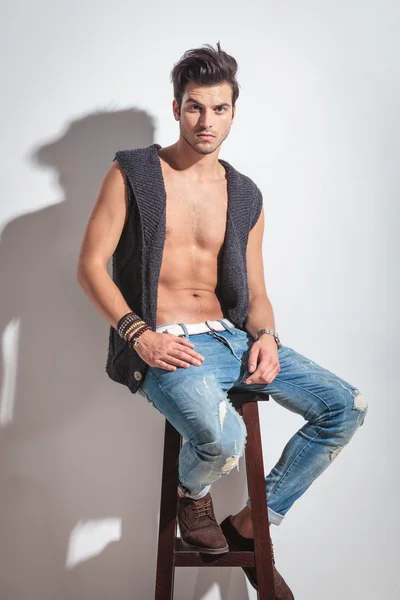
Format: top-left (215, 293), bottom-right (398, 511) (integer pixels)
top-left (170, 41), bottom-right (240, 112)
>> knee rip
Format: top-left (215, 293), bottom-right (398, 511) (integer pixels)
top-left (221, 454), bottom-right (240, 473)
top-left (353, 389), bottom-right (367, 412)
top-left (338, 383), bottom-right (368, 418)
top-left (219, 399), bottom-right (228, 428)
top-left (352, 390), bottom-right (368, 427)
top-left (330, 391), bottom-right (368, 460)
top-left (218, 398), bottom-right (246, 473)
top-left (330, 446), bottom-right (344, 461)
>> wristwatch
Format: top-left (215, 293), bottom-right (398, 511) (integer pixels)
top-left (255, 328), bottom-right (281, 349)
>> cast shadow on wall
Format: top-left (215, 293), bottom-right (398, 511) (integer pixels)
top-left (0, 109), bottom-right (250, 600)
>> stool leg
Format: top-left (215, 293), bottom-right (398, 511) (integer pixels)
top-left (155, 419), bottom-right (181, 600)
top-left (241, 400), bottom-right (276, 600)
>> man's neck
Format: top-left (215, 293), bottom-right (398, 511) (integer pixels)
top-left (159, 140), bottom-right (225, 182)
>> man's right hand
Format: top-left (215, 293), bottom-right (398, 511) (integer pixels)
top-left (131, 330), bottom-right (205, 371)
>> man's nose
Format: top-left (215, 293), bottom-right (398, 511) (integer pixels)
top-left (198, 109), bottom-right (214, 129)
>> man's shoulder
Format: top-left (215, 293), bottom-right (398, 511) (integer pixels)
top-left (114, 143), bottom-right (156, 162)
top-left (112, 145), bottom-right (160, 182)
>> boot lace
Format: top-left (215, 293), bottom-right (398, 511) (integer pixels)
top-left (194, 498), bottom-right (213, 518)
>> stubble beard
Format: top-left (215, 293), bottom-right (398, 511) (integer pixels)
top-left (179, 123), bottom-right (231, 156)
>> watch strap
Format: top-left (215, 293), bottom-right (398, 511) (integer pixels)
top-left (255, 328), bottom-right (281, 348)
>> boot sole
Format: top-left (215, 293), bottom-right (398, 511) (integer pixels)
top-left (180, 537), bottom-right (230, 555)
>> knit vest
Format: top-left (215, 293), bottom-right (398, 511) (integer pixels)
top-left (105, 143), bottom-right (263, 394)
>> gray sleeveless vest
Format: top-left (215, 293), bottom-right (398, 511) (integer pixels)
top-left (105, 143), bottom-right (263, 394)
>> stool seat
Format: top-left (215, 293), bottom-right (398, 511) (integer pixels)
top-left (154, 390), bottom-right (277, 600)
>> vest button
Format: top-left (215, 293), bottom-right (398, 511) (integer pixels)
top-left (134, 370), bottom-right (143, 381)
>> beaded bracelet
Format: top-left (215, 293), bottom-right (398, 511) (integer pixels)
top-left (124, 320), bottom-right (146, 341)
top-left (117, 311), bottom-right (147, 340)
top-left (117, 312), bottom-right (141, 337)
top-left (128, 324), bottom-right (152, 350)
top-left (117, 311), bottom-right (139, 330)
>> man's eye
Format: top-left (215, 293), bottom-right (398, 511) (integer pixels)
top-left (189, 105), bottom-right (226, 112)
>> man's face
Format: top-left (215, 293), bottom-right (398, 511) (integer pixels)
top-left (173, 82), bottom-right (235, 155)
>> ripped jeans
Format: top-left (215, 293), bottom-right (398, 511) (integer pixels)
top-left (138, 319), bottom-right (368, 526)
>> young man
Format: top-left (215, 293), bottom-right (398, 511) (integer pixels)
top-left (77, 43), bottom-right (368, 598)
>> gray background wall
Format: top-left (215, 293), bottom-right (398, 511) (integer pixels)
top-left (0, 1), bottom-right (398, 598)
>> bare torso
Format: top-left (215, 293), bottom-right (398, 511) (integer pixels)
top-left (156, 148), bottom-right (228, 326)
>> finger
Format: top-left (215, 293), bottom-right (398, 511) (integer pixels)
top-left (245, 366), bottom-right (263, 384)
top-left (245, 360), bottom-right (270, 384)
top-left (173, 335), bottom-right (196, 348)
top-left (167, 354), bottom-right (193, 368)
top-left (172, 343), bottom-right (205, 362)
top-left (248, 347), bottom-right (260, 373)
top-left (159, 355), bottom-right (191, 368)
top-left (165, 332), bottom-right (194, 346)
top-left (248, 363), bottom-right (280, 385)
top-left (262, 363), bottom-right (280, 383)
top-left (169, 348), bottom-right (203, 366)
top-left (156, 360), bottom-right (177, 371)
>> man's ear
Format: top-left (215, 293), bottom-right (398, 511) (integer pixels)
top-left (172, 99), bottom-right (180, 121)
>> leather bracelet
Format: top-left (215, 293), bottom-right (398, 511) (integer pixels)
top-left (117, 311), bottom-right (148, 341)
top-left (124, 320), bottom-right (146, 341)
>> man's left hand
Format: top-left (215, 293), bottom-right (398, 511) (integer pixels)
top-left (244, 334), bottom-right (280, 384)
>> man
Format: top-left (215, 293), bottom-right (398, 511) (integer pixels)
top-left (77, 43), bottom-right (368, 598)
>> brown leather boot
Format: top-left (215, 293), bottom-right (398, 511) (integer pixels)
top-left (220, 515), bottom-right (295, 599)
top-left (177, 492), bottom-right (229, 554)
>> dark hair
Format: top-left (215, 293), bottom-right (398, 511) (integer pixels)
top-left (170, 41), bottom-right (240, 112)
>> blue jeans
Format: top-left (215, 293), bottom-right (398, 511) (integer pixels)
top-left (138, 319), bottom-right (368, 526)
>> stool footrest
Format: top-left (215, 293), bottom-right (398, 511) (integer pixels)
top-left (174, 539), bottom-right (255, 566)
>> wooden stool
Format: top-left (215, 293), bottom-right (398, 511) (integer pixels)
top-left (154, 390), bottom-right (276, 600)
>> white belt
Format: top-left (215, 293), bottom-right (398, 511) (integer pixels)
top-left (156, 318), bottom-right (235, 337)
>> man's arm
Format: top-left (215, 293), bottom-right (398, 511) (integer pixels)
top-left (243, 204), bottom-right (281, 384)
top-left (76, 160), bottom-right (136, 331)
top-left (243, 205), bottom-right (277, 339)
top-left (77, 161), bottom-right (204, 370)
